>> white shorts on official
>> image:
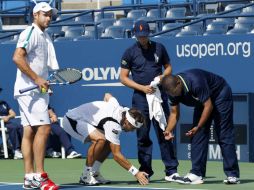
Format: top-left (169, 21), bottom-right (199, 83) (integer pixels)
top-left (62, 116), bottom-right (96, 143)
top-left (17, 94), bottom-right (50, 126)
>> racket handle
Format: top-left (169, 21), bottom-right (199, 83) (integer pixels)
top-left (19, 85), bottom-right (39, 94)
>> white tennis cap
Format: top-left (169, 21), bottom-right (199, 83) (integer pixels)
top-left (33, 2), bottom-right (57, 15)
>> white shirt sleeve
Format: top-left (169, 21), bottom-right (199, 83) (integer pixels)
top-left (104, 121), bottom-right (121, 145)
top-left (16, 27), bottom-right (34, 54)
top-left (108, 97), bottom-right (120, 107)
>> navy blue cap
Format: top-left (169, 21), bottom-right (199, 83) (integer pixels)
top-left (133, 20), bottom-right (150, 37)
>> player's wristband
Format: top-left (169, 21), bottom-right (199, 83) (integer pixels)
top-left (128, 165), bottom-right (139, 176)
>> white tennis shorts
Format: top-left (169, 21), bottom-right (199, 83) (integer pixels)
top-left (62, 116), bottom-right (96, 143)
top-left (17, 94), bottom-right (50, 126)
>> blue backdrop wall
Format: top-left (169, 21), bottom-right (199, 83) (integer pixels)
top-left (0, 34), bottom-right (253, 161)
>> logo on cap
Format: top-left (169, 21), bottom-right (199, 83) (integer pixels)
top-left (139, 25), bottom-right (143, 31)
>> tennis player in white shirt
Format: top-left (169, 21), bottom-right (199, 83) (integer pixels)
top-left (62, 93), bottom-right (149, 186)
top-left (12, 2), bottom-right (59, 190)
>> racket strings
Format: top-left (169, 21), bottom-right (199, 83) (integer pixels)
top-left (54, 70), bottom-right (82, 83)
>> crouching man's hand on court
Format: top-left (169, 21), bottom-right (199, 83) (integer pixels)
top-left (136, 172), bottom-right (149, 185)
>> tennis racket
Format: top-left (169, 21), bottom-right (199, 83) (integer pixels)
top-left (19, 68), bottom-right (82, 94)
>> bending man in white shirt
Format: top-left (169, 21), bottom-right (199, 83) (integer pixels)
top-left (62, 93), bottom-right (149, 186)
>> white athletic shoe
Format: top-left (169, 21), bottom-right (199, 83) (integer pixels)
top-left (14, 149), bottom-right (23, 160)
top-left (223, 176), bottom-right (240, 184)
top-left (23, 177), bottom-right (38, 189)
top-left (79, 172), bottom-right (100, 186)
top-left (94, 172), bottom-right (111, 184)
top-left (67, 151), bottom-right (82, 159)
top-left (46, 151), bottom-right (61, 158)
top-left (178, 173), bottom-right (204, 184)
top-left (165, 173), bottom-right (183, 183)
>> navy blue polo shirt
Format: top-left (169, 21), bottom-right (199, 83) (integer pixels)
top-left (121, 41), bottom-right (170, 85)
top-left (169, 69), bottom-right (227, 107)
top-left (0, 101), bottom-right (11, 116)
top-left (121, 41), bottom-right (170, 110)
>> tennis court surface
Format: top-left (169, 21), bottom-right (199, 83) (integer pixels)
top-left (0, 159), bottom-right (253, 190)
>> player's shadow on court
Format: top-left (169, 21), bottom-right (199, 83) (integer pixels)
top-left (240, 179), bottom-right (254, 184)
top-left (204, 179), bottom-right (254, 184)
top-left (109, 180), bottom-right (139, 185)
top-left (204, 176), bottom-right (216, 179)
top-left (111, 178), bottom-right (166, 185)
top-left (151, 179), bottom-right (171, 183)
top-left (204, 180), bottom-right (226, 184)
top-left (223, 179), bottom-right (254, 184)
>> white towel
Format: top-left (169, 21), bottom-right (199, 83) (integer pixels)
top-left (146, 77), bottom-right (167, 131)
top-left (46, 33), bottom-right (59, 71)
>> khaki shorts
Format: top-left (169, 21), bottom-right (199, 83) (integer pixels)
top-left (17, 94), bottom-right (50, 126)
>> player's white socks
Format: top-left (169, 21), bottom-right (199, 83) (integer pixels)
top-left (25, 173), bottom-right (35, 180)
top-left (92, 161), bottom-right (102, 173)
top-left (83, 161), bottom-right (102, 175)
top-left (83, 166), bottom-right (93, 174)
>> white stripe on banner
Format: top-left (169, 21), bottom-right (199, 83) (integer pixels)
top-left (82, 83), bottom-right (124, 87)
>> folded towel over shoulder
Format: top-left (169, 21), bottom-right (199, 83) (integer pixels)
top-left (46, 33), bottom-right (59, 71)
top-left (146, 77), bottom-right (167, 131)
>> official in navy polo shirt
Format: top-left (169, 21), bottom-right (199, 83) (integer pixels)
top-left (120, 20), bottom-right (180, 181)
top-left (161, 69), bottom-right (240, 185)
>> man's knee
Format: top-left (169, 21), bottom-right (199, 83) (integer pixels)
top-left (91, 138), bottom-right (106, 145)
top-left (23, 126), bottom-right (35, 140)
top-left (89, 129), bottom-right (106, 141)
top-left (96, 139), bottom-right (106, 145)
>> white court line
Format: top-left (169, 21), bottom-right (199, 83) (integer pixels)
top-left (0, 182), bottom-right (207, 190)
top-left (0, 182), bottom-right (23, 186)
top-left (61, 184), bottom-right (207, 190)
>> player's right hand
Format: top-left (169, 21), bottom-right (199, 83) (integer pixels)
top-left (136, 171), bottom-right (149, 185)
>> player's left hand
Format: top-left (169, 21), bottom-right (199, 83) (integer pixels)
top-left (185, 126), bottom-right (199, 137)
